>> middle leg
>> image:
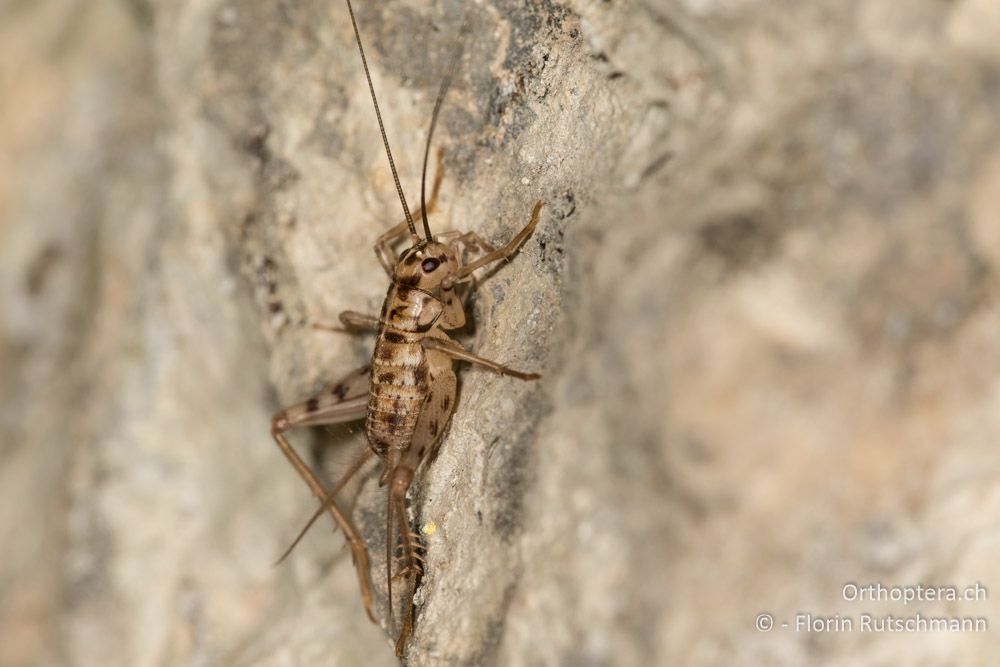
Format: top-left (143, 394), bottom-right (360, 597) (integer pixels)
top-left (313, 310), bottom-right (381, 334)
top-left (422, 337), bottom-right (540, 380)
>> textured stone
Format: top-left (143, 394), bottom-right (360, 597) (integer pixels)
top-left (2, 0), bottom-right (1000, 665)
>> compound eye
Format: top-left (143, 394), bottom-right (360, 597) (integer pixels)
top-left (421, 257), bottom-right (441, 273)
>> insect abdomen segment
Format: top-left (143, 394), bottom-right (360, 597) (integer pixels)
top-left (367, 290), bottom-right (433, 456)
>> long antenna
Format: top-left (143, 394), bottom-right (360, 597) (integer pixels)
top-left (343, 0), bottom-right (416, 237)
top-left (419, 11), bottom-right (470, 240)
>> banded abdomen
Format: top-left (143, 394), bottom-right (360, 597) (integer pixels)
top-left (365, 284), bottom-right (441, 456)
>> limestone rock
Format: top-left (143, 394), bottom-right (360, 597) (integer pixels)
top-left (2, 1), bottom-right (999, 665)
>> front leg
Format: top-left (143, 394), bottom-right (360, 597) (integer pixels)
top-left (455, 201), bottom-right (543, 280)
top-left (453, 231), bottom-right (497, 258)
top-left (374, 221), bottom-right (413, 276)
top-left (438, 286), bottom-right (465, 329)
top-left (436, 232), bottom-right (504, 330)
top-left (434, 230), bottom-right (495, 258)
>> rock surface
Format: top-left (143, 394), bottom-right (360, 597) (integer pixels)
top-left (2, 0), bottom-right (1000, 665)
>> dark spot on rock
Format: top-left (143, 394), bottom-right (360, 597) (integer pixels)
top-left (641, 152), bottom-right (673, 181)
top-left (491, 429), bottom-right (535, 542)
top-left (553, 191), bottom-right (575, 220)
top-left (698, 213), bottom-right (776, 271)
top-left (242, 122), bottom-right (270, 161)
top-left (24, 242), bottom-right (64, 296)
top-left (263, 155), bottom-right (300, 191)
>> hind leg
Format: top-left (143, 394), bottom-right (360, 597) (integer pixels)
top-left (269, 366), bottom-right (376, 621)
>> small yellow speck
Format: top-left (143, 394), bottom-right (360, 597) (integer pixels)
top-left (421, 522), bottom-right (437, 536)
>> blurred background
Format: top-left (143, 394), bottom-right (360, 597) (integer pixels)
top-left (2, 0), bottom-right (1000, 665)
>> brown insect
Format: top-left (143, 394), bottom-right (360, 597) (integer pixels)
top-left (268, 0), bottom-right (543, 656)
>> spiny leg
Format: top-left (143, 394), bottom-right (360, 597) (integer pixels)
top-left (276, 446), bottom-right (375, 565)
top-left (422, 336), bottom-right (540, 380)
top-left (386, 368), bottom-right (456, 656)
top-left (385, 462), bottom-right (422, 657)
top-left (271, 424), bottom-right (375, 621)
top-left (270, 366), bottom-right (376, 622)
top-left (383, 462), bottom-right (407, 638)
top-left (392, 492), bottom-right (421, 657)
top-left (272, 365), bottom-right (371, 427)
top-left (393, 531), bottom-right (426, 578)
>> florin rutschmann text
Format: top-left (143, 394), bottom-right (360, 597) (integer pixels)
top-left (754, 582), bottom-right (989, 635)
